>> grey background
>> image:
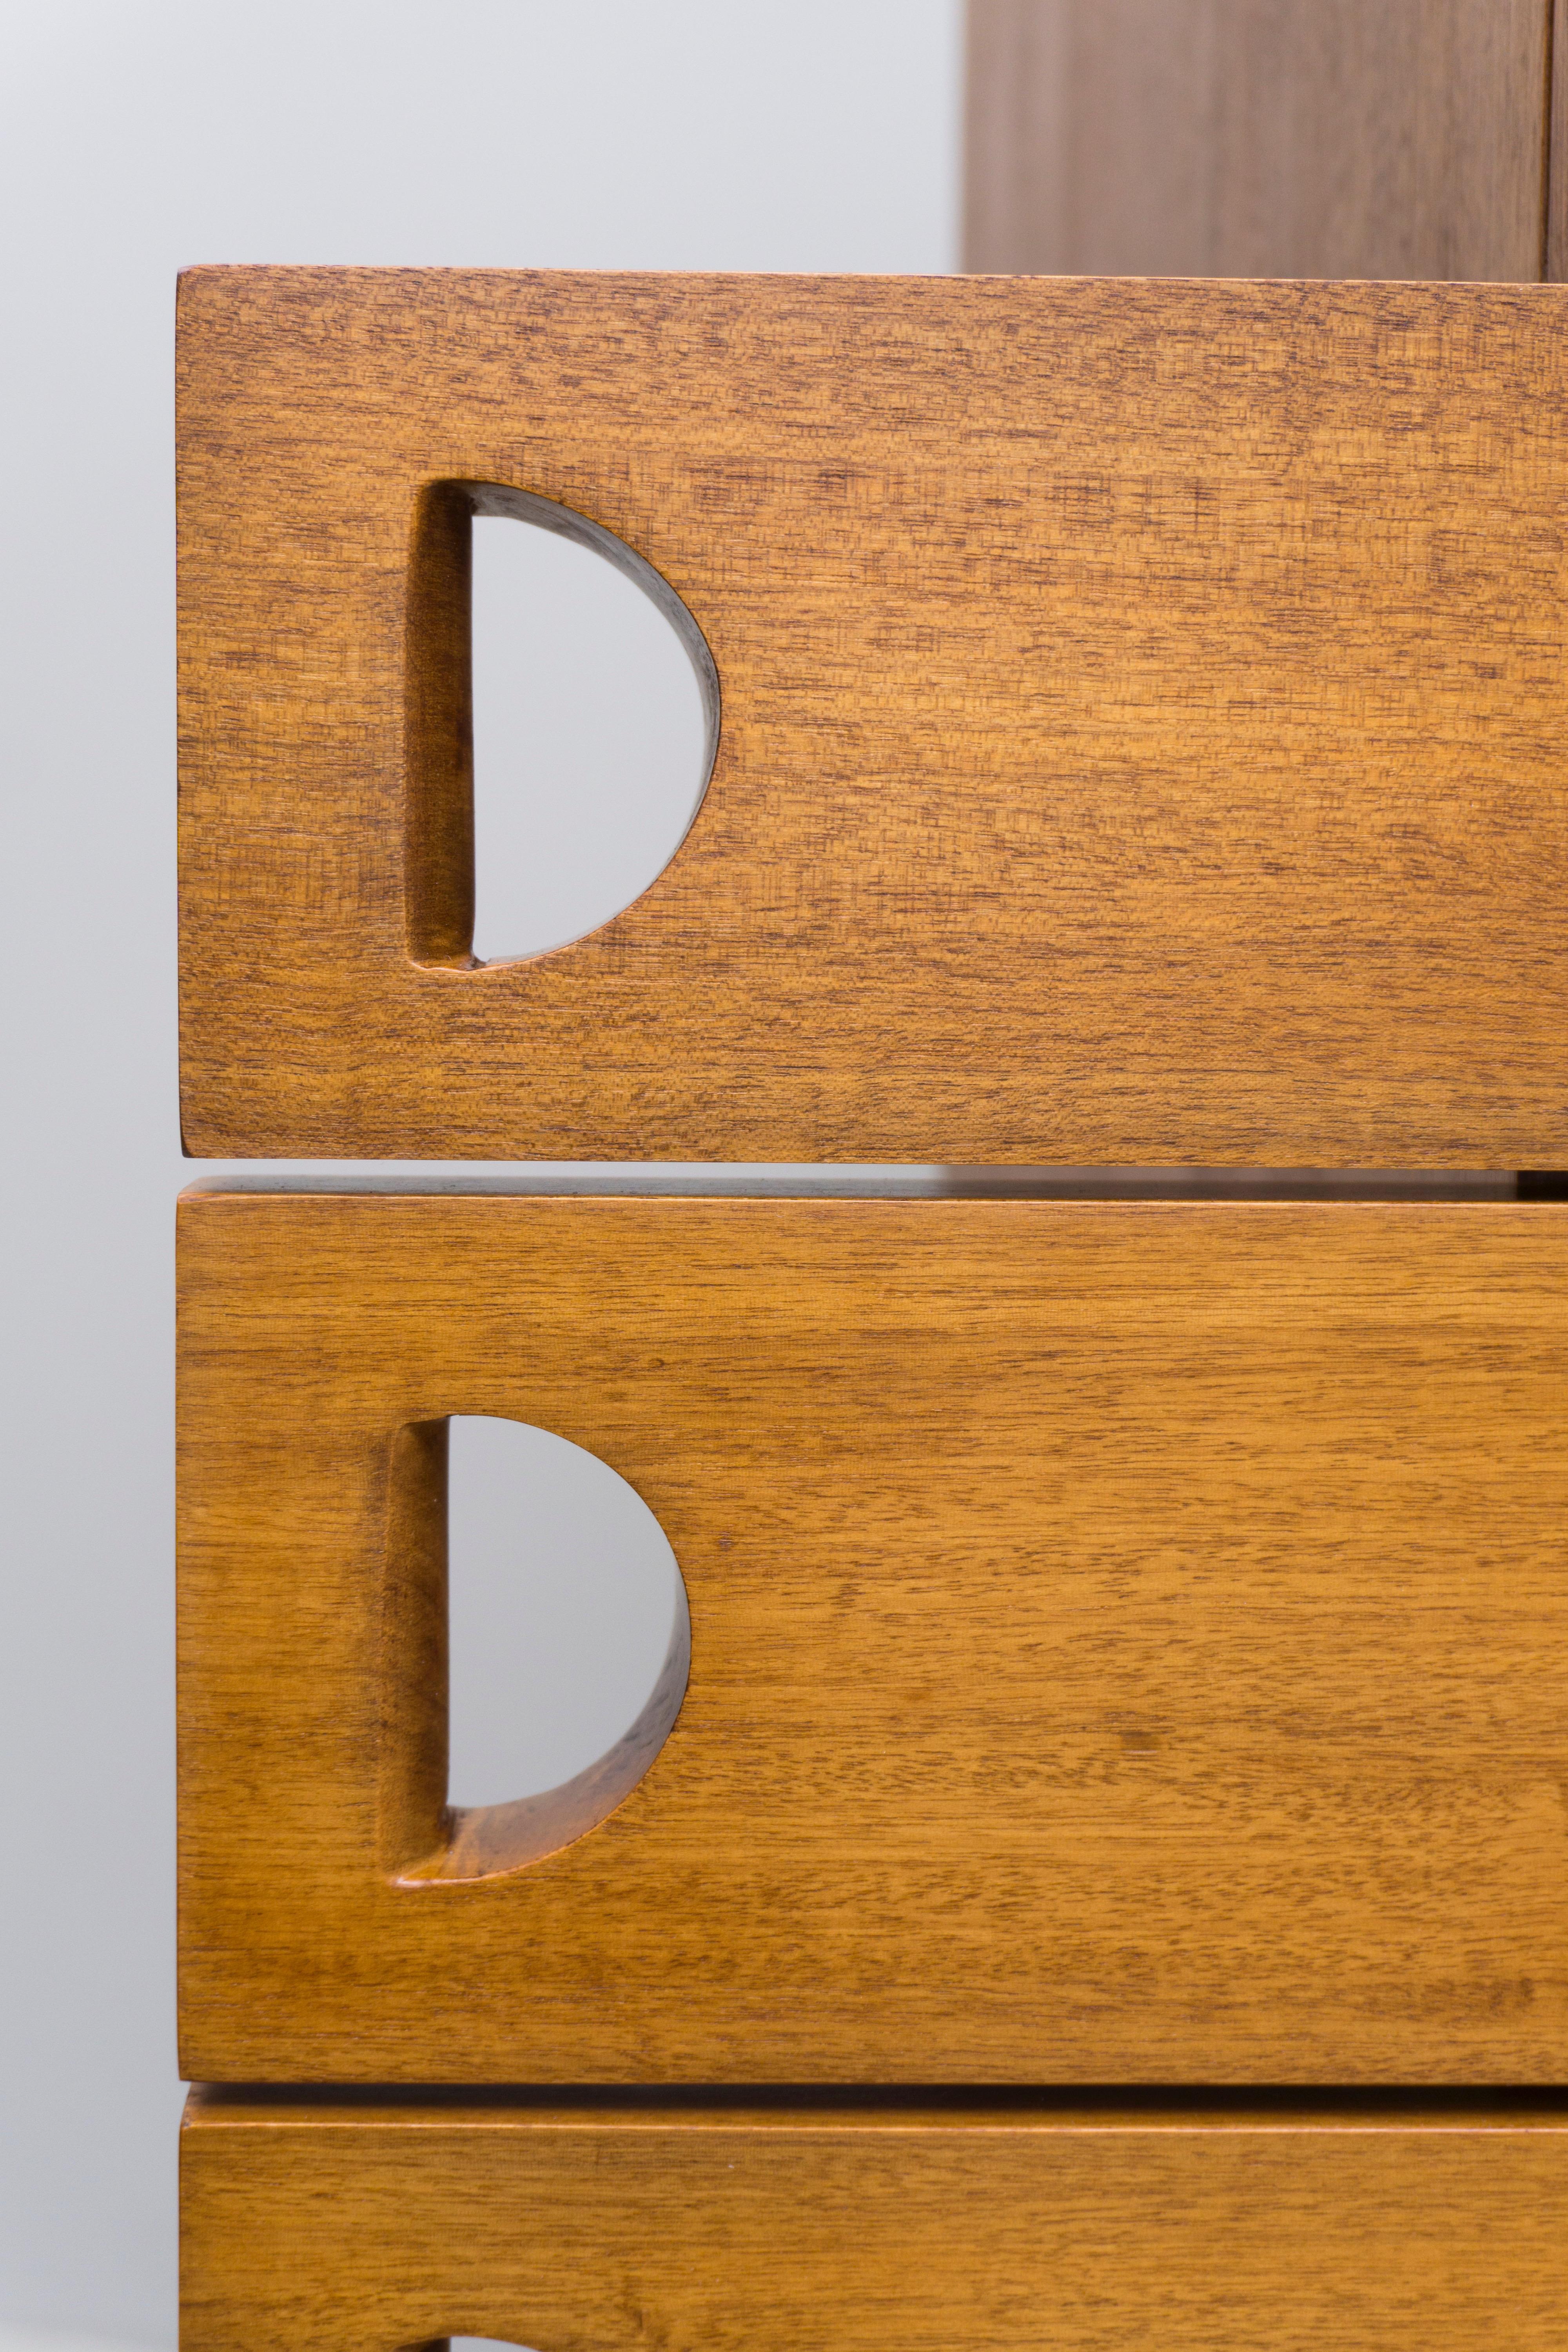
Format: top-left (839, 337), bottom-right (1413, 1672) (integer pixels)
top-left (471, 513), bottom-right (714, 962)
top-left (0, 5), bottom-right (959, 2344)
top-left (446, 1415), bottom-right (684, 1810)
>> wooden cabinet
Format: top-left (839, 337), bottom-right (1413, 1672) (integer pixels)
top-left (177, 216), bottom-right (1568, 2327)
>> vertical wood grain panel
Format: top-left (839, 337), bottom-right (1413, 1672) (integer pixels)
top-left (1548, 0), bottom-right (1568, 276)
top-left (966, 0), bottom-right (1552, 279)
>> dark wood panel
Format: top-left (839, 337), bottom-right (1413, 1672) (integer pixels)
top-left (966, 0), bottom-right (1552, 279)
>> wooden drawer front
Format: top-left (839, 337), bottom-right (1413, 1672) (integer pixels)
top-left (181, 2093), bottom-right (1568, 2352)
top-left (178, 268), bottom-right (1568, 1166)
top-left (177, 1192), bottom-right (1568, 2083)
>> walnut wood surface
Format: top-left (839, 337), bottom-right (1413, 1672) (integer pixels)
top-left (178, 1191), bottom-right (1568, 2083)
top-left (181, 2091), bottom-right (1568, 2352)
top-left (965, 0), bottom-right (1553, 279)
top-left (1550, 0), bottom-right (1568, 279)
top-left (178, 268), bottom-right (1568, 1164)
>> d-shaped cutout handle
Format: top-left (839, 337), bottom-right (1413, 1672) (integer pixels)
top-left (405, 481), bottom-right (720, 969)
top-left (380, 1417), bottom-right (691, 1884)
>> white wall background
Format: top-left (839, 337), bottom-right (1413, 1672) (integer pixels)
top-left (0, 5), bottom-right (961, 2343)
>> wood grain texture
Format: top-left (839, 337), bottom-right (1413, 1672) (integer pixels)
top-left (180, 2091), bottom-right (1568, 2352)
top-left (177, 267), bottom-right (1568, 1165)
top-left (178, 1190), bottom-right (1568, 2083)
top-left (1549, 0), bottom-right (1568, 279)
top-left (966, 0), bottom-right (1552, 279)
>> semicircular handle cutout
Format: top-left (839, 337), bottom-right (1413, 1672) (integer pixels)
top-left (407, 1590), bottom-right (690, 1883)
top-left (405, 481), bottom-right (720, 968)
top-left (404, 2336), bottom-right (545, 2352)
top-left (381, 1416), bottom-right (690, 1886)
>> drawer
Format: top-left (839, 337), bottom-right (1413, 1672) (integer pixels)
top-left (178, 268), bottom-right (1568, 1166)
top-left (178, 1190), bottom-right (1568, 2082)
top-left (181, 2091), bottom-right (1568, 2352)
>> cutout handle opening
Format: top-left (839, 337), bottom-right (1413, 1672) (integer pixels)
top-left (405, 483), bottom-right (720, 968)
top-left (380, 1415), bottom-right (690, 1884)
